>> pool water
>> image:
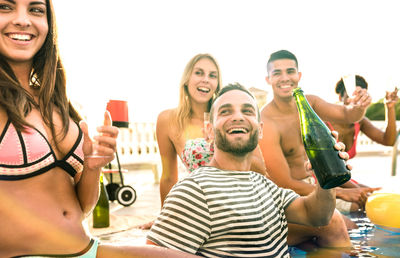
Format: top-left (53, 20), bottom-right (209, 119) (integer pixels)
top-left (291, 210), bottom-right (400, 257)
top-left (97, 210), bottom-right (400, 257)
top-left (94, 156), bottom-right (400, 257)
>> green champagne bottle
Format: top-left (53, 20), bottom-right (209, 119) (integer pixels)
top-left (93, 172), bottom-right (110, 228)
top-left (293, 87), bottom-right (351, 189)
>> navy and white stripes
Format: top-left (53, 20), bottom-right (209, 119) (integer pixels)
top-left (147, 166), bottom-right (299, 257)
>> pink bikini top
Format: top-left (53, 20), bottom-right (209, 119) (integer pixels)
top-left (0, 120), bottom-right (84, 180)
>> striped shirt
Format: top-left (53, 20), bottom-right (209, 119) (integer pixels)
top-left (147, 166), bottom-right (299, 257)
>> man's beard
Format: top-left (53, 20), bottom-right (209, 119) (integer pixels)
top-left (214, 128), bottom-right (259, 156)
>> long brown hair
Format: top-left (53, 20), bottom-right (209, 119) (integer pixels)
top-left (174, 53), bottom-right (222, 133)
top-left (0, 0), bottom-right (81, 145)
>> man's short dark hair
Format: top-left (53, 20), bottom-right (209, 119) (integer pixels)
top-left (267, 50), bottom-right (298, 72)
top-left (210, 82), bottom-right (260, 123)
top-left (335, 75), bottom-right (368, 97)
top-left (215, 82), bottom-right (254, 100)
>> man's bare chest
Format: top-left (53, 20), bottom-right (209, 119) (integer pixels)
top-left (276, 117), bottom-right (304, 157)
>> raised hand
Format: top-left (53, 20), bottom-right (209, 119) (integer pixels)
top-left (384, 87), bottom-right (399, 109)
top-left (351, 87), bottom-right (372, 108)
top-left (80, 111), bottom-right (119, 170)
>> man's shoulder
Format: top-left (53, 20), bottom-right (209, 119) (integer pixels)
top-left (260, 102), bottom-right (278, 122)
top-left (260, 101), bottom-right (274, 115)
top-left (305, 94), bottom-right (319, 103)
top-left (170, 169), bottom-right (206, 194)
top-left (192, 167), bottom-right (258, 180)
top-left (260, 104), bottom-right (281, 133)
top-left (174, 167), bottom-right (257, 193)
top-left (192, 166), bottom-right (219, 173)
top-left (183, 166), bottom-right (222, 182)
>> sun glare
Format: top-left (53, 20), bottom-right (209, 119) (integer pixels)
top-left (53, 0), bottom-right (400, 122)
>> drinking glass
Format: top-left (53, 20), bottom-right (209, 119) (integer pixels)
top-left (204, 112), bottom-right (210, 128)
top-left (203, 112), bottom-right (210, 140)
top-left (84, 100), bottom-right (109, 158)
top-left (342, 74), bottom-right (356, 97)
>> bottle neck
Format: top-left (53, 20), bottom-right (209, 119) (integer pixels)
top-left (99, 172), bottom-right (104, 184)
top-left (293, 88), bottom-right (314, 116)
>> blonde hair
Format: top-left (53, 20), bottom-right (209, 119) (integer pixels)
top-left (174, 53), bottom-right (222, 133)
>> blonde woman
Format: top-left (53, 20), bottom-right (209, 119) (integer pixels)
top-left (137, 54), bottom-right (221, 229)
top-left (157, 53), bottom-right (222, 204)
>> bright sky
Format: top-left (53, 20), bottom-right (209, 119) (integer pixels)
top-left (53, 0), bottom-right (400, 122)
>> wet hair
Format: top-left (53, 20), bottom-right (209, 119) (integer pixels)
top-left (0, 0), bottom-right (81, 147)
top-left (335, 75), bottom-right (368, 97)
top-left (210, 82), bottom-right (260, 123)
top-left (267, 50), bottom-right (298, 73)
top-left (174, 53), bottom-right (222, 133)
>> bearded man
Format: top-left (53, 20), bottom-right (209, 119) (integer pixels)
top-left (147, 83), bottom-right (350, 257)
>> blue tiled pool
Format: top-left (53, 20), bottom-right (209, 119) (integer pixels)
top-left (291, 211), bottom-right (400, 257)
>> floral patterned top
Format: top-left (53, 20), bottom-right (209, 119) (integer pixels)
top-left (181, 138), bottom-right (214, 172)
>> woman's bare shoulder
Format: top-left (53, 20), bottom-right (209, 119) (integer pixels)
top-left (156, 108), bottom-right (180, 136)
top-left (157, 108), bottom-right (176, 123)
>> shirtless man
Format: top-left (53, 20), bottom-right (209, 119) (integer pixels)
top-left (259, 50), bottom-right (380, 214)
top-left (327, 76), bottom-right (398, 159)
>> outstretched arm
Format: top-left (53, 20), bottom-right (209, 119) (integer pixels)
top-left (360, 88), bottom-right (398, 146)
top-left (308, 87), bottom-right (371, 124)
top-left (284, 143), bottom-right (348, 227)
top-left (258, 119), bottom-right (315, 196)
top-left (285, 184), bottom-right (336, 227)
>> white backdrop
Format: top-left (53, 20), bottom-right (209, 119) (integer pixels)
top-left (53, 0), bottom-right (400, 122)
